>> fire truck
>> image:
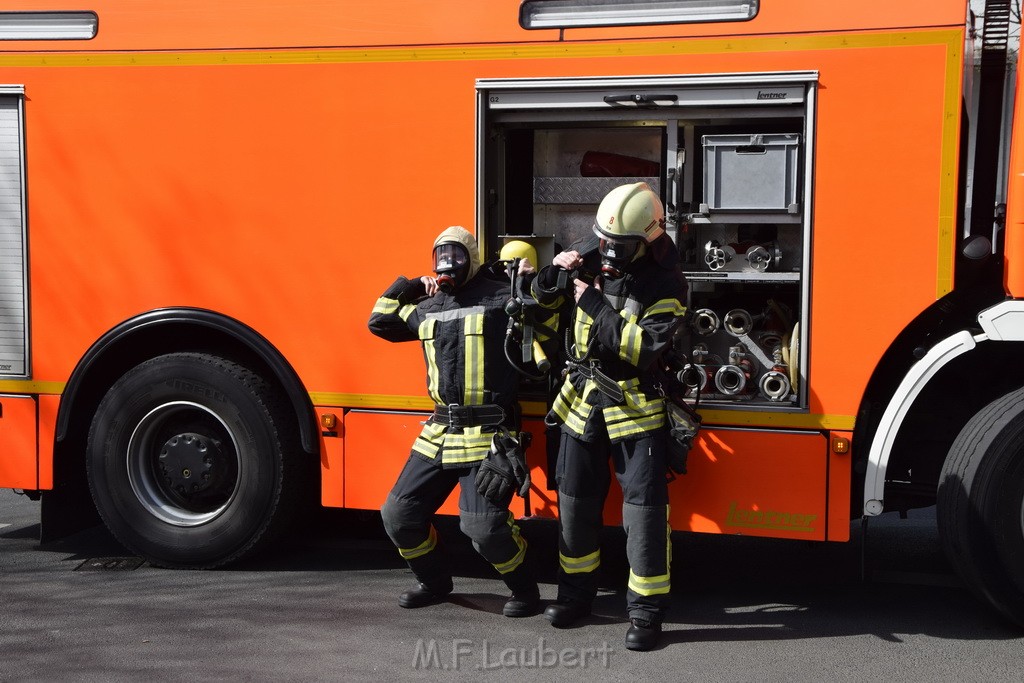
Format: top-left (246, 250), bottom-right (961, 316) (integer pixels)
top-left (0, 1), bottom-right (1022, 625)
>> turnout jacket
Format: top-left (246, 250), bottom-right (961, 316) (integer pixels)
top-left (534, 235), bottom-right (688, 443)
top-left (368, 273), bottom-right (518, 468)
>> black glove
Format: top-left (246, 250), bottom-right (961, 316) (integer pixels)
top-left (475, 430), bottom-right (531, 507)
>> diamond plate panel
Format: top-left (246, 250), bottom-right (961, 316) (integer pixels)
top-left (534, 176), bottom-right (660, 205)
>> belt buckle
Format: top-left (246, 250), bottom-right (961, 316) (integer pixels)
top-left (447, 402), bottom-right (463, 429)
top-left (570, 359), bottom-right (593, 379)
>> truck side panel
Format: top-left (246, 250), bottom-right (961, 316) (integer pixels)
top-left (0, 396), bottom-right (37, 489)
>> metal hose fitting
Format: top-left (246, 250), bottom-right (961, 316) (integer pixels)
top-left (679, 363), bottom-right (712, 392)
top-left (723, 309), bottom-right (754, 336)
top-left (693, 309), bottom-right (720, 336)
top-left (758, 370), bottom-right (792, 402)
top-left (715, 363), bottom-right (750, 395)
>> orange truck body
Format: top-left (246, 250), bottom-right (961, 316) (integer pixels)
top-left (0, 1), bottom-right (1018, 552)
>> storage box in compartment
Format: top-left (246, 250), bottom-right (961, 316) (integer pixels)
top-left (702, 134), bottom-right (800, 212)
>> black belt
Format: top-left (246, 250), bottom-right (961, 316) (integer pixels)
top-left (566, 358), bottom-right (626, 403)
top-left (432, 403), bottom-right (507, 429)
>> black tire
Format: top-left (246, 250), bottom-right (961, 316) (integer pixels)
top-left (937, 386), bottom-right (1024, 627)
top-left (86, 352), bottom-right (306, 568)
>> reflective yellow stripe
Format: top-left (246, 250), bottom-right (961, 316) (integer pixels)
top-left (617, 311), bottom-right (643, 366)
top-left (464, 313), bottom-right (484, 405)
top-left (412, 437), bottom-right (440, 459)
top-left (412, 422), bottom-right (445, 459)
top-left (561, 407), bottom-right (590, 437)
top-left (441, 427), bottom-right (492, 450)
top-left (419, 318), bottom-right (441, 404)
top-left (371, 296), bottom-right (400, 315)
top-left (534, 312), bottom-right (559, 342)
top-left (439, 426), bottom-right (493, 464)
top-left (552, 380), bottom-right (599, 437)
top-left (494, 514), bottom-right (527, 574)
top-left (604, 392), bottom-right (665, 439)
top-left (398, 526), bottom-right (438, 560)
top-left (605, 412), bottom-right (665, 440)
top-left (399, 303), bottom-right (417, 322)
top-left (627, 569), bottom-right (671, 596)
top-left (641, 299), bottom-right (687, 319)
top-left (604, 396), bottom-right (663, 422)
top-left (559, 549), bottom-right (600, 574)
top-left (573, 310), bottom-right (593, 355)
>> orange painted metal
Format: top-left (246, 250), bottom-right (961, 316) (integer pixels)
top-left (0, 396), bottom-right (37, 489)
top-left (319, 409), bottom-right (345, 509)
top-left (669, 429), bottom-right (828, 541)
top-left (344, 410), bottom-right (460, 515)
top-left (0, 0), bottom-right (966, 50)
top-left (827, 431), bottom-right (854, 541)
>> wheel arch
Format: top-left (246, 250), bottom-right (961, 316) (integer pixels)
top-left (55, 307), bottom-right (319, 457)
top-left (855, 298), bottom-right (1024, 518)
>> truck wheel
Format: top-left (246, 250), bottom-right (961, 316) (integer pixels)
top-left (86, 352), bottom-right (305, 568)
top-left (937, 386), bottom-right (1024, 627)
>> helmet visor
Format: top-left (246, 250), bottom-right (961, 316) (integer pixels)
top-left (598, 237), bottom-right (641, 265)
top-left (433, 243), bottom-right (469, 274)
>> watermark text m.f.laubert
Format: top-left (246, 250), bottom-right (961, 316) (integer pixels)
top-left (412, 637), bottom-right (613, 670)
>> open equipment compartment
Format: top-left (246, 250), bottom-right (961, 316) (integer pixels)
top-left (477, 73), bottom-right (816, 411)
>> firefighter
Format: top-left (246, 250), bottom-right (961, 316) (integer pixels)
top-left (530, 183), bottom-right (688, 651)
top-left (368, 226), bottom-right (540, 618)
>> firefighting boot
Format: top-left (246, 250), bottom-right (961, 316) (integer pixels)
top-left (501, 566), bottom-right (540, 617)
top-left (624, 617), bottom-right (662, 651)
top-left (543, 599), bottom-right (592, 628)
top-left (398, 576), bottom-right (454, 609)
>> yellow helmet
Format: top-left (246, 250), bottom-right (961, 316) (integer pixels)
top-left (593, 182), bottom-right (665, 244)
top-left (499, 239), bottom-right (538, 267)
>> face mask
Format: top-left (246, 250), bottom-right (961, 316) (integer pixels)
top-left (598, 237), bottom-right (641, 279)
top-left (433, 243), bottom-right (470, 292)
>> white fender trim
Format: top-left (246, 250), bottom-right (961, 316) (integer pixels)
top-left (862, 331), bottom-right (980, 515)
top-left (863, 300), bottom-right (1024, 516)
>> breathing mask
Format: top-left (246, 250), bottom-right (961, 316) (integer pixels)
top-left (433, 242), bottom-right (470, 293)
top-left (598, 236), bottom-right (643, 279)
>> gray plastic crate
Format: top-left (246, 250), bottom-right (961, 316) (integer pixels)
top-left (702, 133), bottom-right (800, 212)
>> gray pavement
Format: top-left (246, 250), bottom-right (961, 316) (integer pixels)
top-left (2, 489), bottom-right (1023, 682)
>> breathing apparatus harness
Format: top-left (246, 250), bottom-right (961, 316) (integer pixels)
top-left (502, 257), bottom-right (557, 381)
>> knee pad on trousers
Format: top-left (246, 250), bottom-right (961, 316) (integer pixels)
top-left (381, 493), bottom-right (432, 549)
top-left (622, 502), bottom-right (670, 576)
top-left (557, 491), bottom-right (604, 555)
top-left (460, 510), bottom-right (522, 566)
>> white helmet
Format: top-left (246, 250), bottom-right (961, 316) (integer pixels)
top-left (593, 182), bottom-right (665, 244)
top-left (593, 183), bottom-right (664, 277)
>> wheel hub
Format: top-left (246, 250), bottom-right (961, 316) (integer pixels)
top-left (158, 432), bottom-right (222, 496)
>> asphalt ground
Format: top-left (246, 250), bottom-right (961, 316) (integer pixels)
top-left (2, 490), bottom-right (1023, 682)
